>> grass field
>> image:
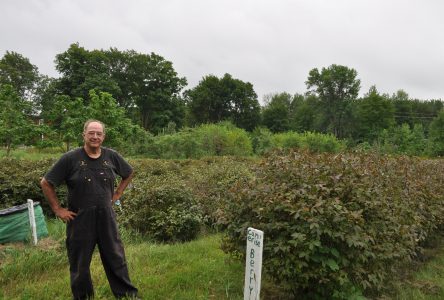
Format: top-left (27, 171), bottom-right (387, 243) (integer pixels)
top-left (0, 220), bottom-right (244, 300)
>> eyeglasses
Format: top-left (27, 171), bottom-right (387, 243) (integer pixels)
top-left (86, 131), bottom-right (104, 137)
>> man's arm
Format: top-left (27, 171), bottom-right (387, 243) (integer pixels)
top-left (112, 171), bottom-right (134, 203)
top-left (40, 178), bottom-right (77, 222)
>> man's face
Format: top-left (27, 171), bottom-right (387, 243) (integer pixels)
top-left (83, 122), bottom-right (105, 149)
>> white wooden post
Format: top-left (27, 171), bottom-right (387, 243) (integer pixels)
top-left (27, 199), bottom-right (38, 245)
top-left (244, 227), bottom-right (264, 300)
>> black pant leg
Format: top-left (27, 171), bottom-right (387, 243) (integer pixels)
top-left (66, 209), bottom-right (97, 300)
top-left (97, 206), bottom-right (138, 298)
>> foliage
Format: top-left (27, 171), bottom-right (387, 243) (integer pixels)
top-left (185, 73), bottom-right (261, 131)
top-left (180, 157), bottom-right (256, 228)
top-left (389, 90), bottom-right (442, 131)
top-left (0, 51), bottom-right (40, 101)
top-left (222, 150), bottom-right (444, 298)
top-left (41, 95), bottom-right (86, 151)
top-left (40, 90), bottom-right (149, 153)
top-left (144, 129), bottom-right (204, 159)
top-left (375, 123), bottom-right (427, 156)
top-left (250, 127), bottom-right (274, 155)
top-left (86, 90), bottom-right (146, 150)
top-left (141, 122), bottom-right (254, 159)
top-left (138, 122), bottom-right (344, 159)
top-left (119, 173), bottom-right (201, 242)
top-left (194, 122), bottom-right (253, 156)
top-left (352, 86), bottom-right (395, 142)
top-left (306, 64), bottom-right (361, 138)
top-left (128, 51), bottom-right (187, 132)
top-left (427, 109), bottom-right (444, 157)
top-left (54, 43), bottom-right (121, 102)
top-left (0, 85), bottom-right (37, 155)
top-left (251, 130), bottom-right (346, 155)
top-left (0, 158), bottom-right (57, 212)
top-left (3, 49), bottom-right (444, 157)
top-left (261, 92), bottom-right (293, 133)
top-left (53, 43), bottom-right (187, 132)
top-left (290, 94), bottom-right (324, 133)
top-left (4, 150), bottom-right (444, 298)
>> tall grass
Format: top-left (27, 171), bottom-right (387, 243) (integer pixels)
top-left (387, 236), bottom-right (444, 300)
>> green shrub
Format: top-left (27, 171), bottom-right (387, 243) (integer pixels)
top-left (120, 175), bottom-right (202, 243)
top-left (194, 122), bottom-right (253, 157)
top-left (129, 157), bottom-right (256, 230)
top-left (0, 158), bottom-right (59, 212)
top-left (137, 122), bottom-right (253, 159)
top-left (183, 157), bottom-right (256, 228)
top-left (222, 150), bottom-right (444, 298)
top-left (272, 131), bottom-right (302, 149)
top-left (301, 131), bottom-right (345, 153)
top-left (250, 127), bottom-right (274, 155)
top-left (253, 130), bottom-right (345, 155)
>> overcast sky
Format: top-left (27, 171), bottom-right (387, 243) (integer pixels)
top-left (1, 0), bottom-right (443, 102)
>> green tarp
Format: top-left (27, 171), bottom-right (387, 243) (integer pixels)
top-left (0, 202), bottom-right (49, 244)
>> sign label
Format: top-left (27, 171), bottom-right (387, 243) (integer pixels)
top-left (244, 227), bottom-right (264, 300)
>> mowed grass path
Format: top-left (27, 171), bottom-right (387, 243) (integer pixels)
top-left (0, 220), bottom-right (244, 299)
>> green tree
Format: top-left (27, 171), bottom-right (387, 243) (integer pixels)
top-left (34, 76), bottom-right (58, 116)
top-left (54, 44), bottom-right (187, 133)
top-left (128, 52), bottom-right (187, 132)
top-left (290, 94), bottom-right (323, 132)
top-left (390, 90), bottom-right (413, 127)
top-left (261, 93), bottom-right (292, 133)
top-left (186, 73), bottom-right (261, 131)
top-left (306, 64), bottom-right (361, 138)
top-left (43, 90), bottom-right (148, 152)
top-left (0, 85), bottom-right (36, 155)
top-left (354, 86), bottom-right (395, 142)
top-left (427, 110), bottom-right (444, 156)
top-left (42, 95), bottom-right (87, 151)
top-left (86, 90), bottom-right (145, 148)
top-left (377, 123), bottom-right (427, 156)
top-left (410, 98), bottom-right (443, 133)
top-left (0, 51), bottom-right (40, 100)
top-left (54, 43), bottom-right (121, 102)
top-left (407, 123), bottom-right (426, 156)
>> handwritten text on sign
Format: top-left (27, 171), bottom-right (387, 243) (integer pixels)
top-left (244, 227), bottom-right (264, 300)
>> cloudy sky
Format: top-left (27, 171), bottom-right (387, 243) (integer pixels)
top-left (1, 0), bottom-right (443, 102)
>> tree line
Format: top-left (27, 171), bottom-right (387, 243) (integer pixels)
top-left (1, 43), bottom-right (444, 156)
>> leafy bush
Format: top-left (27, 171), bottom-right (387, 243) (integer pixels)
top-left (144, 130), bottom-right (205, 159)
top-left (250, 127), bottom-right (274, 155)
top-left (272, 131), bottom-right (302, 149)
top-left (128, 157), bottom-right (256, 230)
top-left (119, 173), bottom-right (202, 243)
top-left (374, 123), bottom-right (427, 157)
top-left (301, 131), bottom-right (345, 153)
top-left (252, 130), bottom-right (345, 155)
top-left (194, 122), bottom-right (253, 157)
top-left (222, 150), bottom-right (444, 298)
top-left (182, 157), bottom-right (256, 228)
top-left (0, 158), bottom-right (59, 212)
top-left (137, 122), bottom-right (253, 159)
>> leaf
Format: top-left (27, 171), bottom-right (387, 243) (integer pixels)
top-left (326, 259), bottom-right (339, 271)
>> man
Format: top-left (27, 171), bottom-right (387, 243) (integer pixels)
top-left (40, 119), bottom-right (139, 300)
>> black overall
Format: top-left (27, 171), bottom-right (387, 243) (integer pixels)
top-left (59, 149), bottom-right (138, 299)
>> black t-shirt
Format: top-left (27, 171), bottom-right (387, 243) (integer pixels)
top-left (44, 147), bottom-right (133, 210)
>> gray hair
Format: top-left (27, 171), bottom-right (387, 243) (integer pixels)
top-left (83, 119), bottom-right (106, 133)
